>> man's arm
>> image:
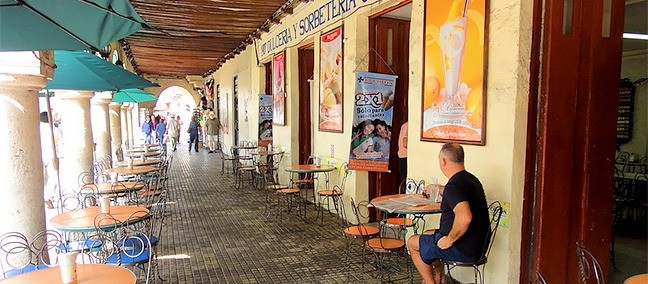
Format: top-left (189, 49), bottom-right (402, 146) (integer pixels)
top-left (437, 201), bottom-right (472, 249)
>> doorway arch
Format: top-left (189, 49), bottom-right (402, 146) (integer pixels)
top-left (155, 86), bottom-right (197, 134)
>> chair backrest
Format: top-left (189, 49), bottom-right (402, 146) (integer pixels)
top-left (0, 230), bottom-right (63, 279)
top-left (616, 151), bottom-right (629, 163)
top-left (576, 240), bottom-right (604, 284)
top-left (536, 271), bottom-right (547, 284)
top-left (480, 201), bottom-right (504, 261)
top-left (115, 147), bottom-right (124, 162)
top-left (348, 199), bottom-right (373, 232)
top-left (398, 178), bottom-right (422, 194)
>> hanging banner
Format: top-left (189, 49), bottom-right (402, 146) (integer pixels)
top-left (319, 26), bottom-right (344, 132)
top-left (348, 71), bottom-right (398, 172)
top-left (258, 94), bottom-right (273, 146)
top-left (272, 52), bottom-right (286, 126)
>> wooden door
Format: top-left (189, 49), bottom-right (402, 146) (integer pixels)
top-left (368, 17), bottom-right (410, 204)
top-left (233, 76), bottom-right (239, 146)
top-left (521, 0), bottom-right (625, 282)
top-left (298, 47), bottom-right (314, 163)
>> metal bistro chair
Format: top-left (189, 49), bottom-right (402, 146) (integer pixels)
top-left (576, 240), bottom-right (605, 284)
top-left (0, 230), bottom-right (64, 279)
top-left (442, 201), bottom-right (504, 284)
top-left (344, 199), bottom-right (381, 282)
top-left (317, 162), bottom-right (349, 225)
top-left (353, 200), bottom-right (410, 283)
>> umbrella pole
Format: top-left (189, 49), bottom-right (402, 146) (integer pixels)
top-left (45, 90), bottom-right (63, 204)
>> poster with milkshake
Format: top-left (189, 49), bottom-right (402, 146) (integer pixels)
top-left (421, 0), bottom-right (487, 145)
top-left (319, 26), bottom-right (344, 132)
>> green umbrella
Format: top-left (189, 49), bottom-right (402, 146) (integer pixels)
top-left (0, 0), bottom-right (149, 51)
top-left (113, 88), bottom-right (158, 103)
top-left (44, 50), bottom-right (158, 91)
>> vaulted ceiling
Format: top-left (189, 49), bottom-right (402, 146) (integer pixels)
top-left (124, 0), bottom-right (295, 78)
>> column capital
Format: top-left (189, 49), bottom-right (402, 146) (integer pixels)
top-left (0, 73), bottom-right (47, 91)
top-left (91, 92), bottom-right (113, 105)
top-left (109, 102), bottom-right (122, 108)
top-left (55, 90), bottom-right (94, 100)
top-left (120, 103), bottom-right (130, 109)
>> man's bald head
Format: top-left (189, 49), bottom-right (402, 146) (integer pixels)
top-left (440, 143), bottom-right (464, 164)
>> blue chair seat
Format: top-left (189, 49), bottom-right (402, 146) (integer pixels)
top-left (4, 264), bottom-right (49, 278)
top-left (118, 235), bottom-right (158, 248)
top-left (107, 250), bottom-right (151, 265)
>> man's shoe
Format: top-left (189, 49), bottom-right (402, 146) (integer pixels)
top-left (208, 150), bottom-right (213, 153)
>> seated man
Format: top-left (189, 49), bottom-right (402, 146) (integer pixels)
top-left (407, 143), bottom-right (490, 284)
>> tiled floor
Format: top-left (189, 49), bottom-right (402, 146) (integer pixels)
top-left (154, 149), bottom-right (415, 283)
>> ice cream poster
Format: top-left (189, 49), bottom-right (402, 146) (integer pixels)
top-left (348, 71), bottom-right (398, 172)
top-left (421, 0), bottom-right (487, 145)
top-left (258, 94), bottom-right (273, 144)
top-left (273, 52), bottom-right (286, 126)
top-left (319, 26), bottom-right (344, 132)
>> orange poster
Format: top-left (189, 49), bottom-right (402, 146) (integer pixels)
top-left (421, 0), bottom-right (488, 145)
top-left (319, 26), bottom-right (344, 132)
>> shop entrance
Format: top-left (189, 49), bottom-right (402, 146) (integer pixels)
top-left (233, 76), bottom-right (240, 146)
top-left (298, 45), bottom-right (314, 163)
top-left (368, 3), bottom-right (411, 207)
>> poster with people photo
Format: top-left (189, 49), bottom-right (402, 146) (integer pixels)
top-left (258, 94), bottom-right (273, 147)
top-left (272, 52), bottom-right (286, 126)
top-left (348, 72), bottom-right (398, 172)
top-left (319, 26), bottom-right (344, 132)
top-left (421, 0), bottom-right (487, 145)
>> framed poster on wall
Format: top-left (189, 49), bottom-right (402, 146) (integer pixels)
top-left (319, 26), bottom-right (344, 132)
top-left (272, 51), bottom-right (286, 126)
top-left (421, 0), bottom-right (488, 145)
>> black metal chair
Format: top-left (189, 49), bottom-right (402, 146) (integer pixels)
top-left (576, 240), bottom-right (604, 284)
top-left (442, 201), bottom-right (504, 284)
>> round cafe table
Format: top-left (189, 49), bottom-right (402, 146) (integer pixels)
top-left (106, 166), bottom-right (159, 175)
top-left (624, 273), bottom-right (648, 284)
top-left (116, 159), bottom-right (161, 167)
top-left (0, 264), bottom-right (136, 284)
top-left (79, 181), bottom-right (145, 195)
top-left (50, 206), bottom-right (149, 233)
top-left (124, 151), bottom-right (161, 158)
top-left (370, 193), bottom-right (442, 233)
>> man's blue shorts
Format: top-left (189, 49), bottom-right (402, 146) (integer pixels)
top-left (419, 231), bottom-right (478, 264)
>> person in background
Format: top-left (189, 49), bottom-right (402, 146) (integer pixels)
top-left (142, 115), bottom-right (154, 144)
top-left (166, 114), bottom-right (180, 151)
top-left (407, 143), bottom-right (490, 284)
top-left (188, 116), bottom-right (200, 153)
top-left (176, 115), bottom-right (182, 144)
top-left (205, 111), bottom-right (221, 153)
top-left (398, 121), bottom-right (408, 183)
top-left (155, 117), bottom-right (166, 150)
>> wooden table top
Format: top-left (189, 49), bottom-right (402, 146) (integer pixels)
top-left (285, 164), bottom-right (336, 173)
top-left (116, 159), bottom-right (161, 167)
top-left (124, 151), bottom-right (161, 157)
top-left (251, 150), bottom-right (283, 155)
top-left (370, 194), bottom-right (442, 215)
top-left (0, 264), bottom-right (136, 284)
top-left (80, 182), bottom-right (145, 195)
top-left (106, 166), bottom-right (159, 175)
top-left (50, 206), bottom-right (149, 232)
top-left (625, 273), bottom-right (648, 284)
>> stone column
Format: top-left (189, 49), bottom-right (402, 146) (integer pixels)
top-left (57, 90), bottom-right (94, 194)
top-left (109, 103), bottom-right (122, 157)
top-left (91, 92), bottom-right (112, 161)
top-left (120, 103), bottom-right (129, 148)
top-left (126, 104), bottom-right (134, 146)
top-left (0, 73), bottom-right (48, 237)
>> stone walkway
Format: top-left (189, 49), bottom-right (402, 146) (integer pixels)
top-left (155, 149), bottom-right (416, 283)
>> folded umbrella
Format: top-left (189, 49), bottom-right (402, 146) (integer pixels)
top-left (0, 0), bottom-right (149, 51)
top-left (45, 50), bottom-right (158, 91)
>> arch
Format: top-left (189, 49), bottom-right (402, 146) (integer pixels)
top-left (153, 86), bottom-right (197, 133)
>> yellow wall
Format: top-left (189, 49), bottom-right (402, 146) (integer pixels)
top-left (212, 0), bottom-right (533, 282)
